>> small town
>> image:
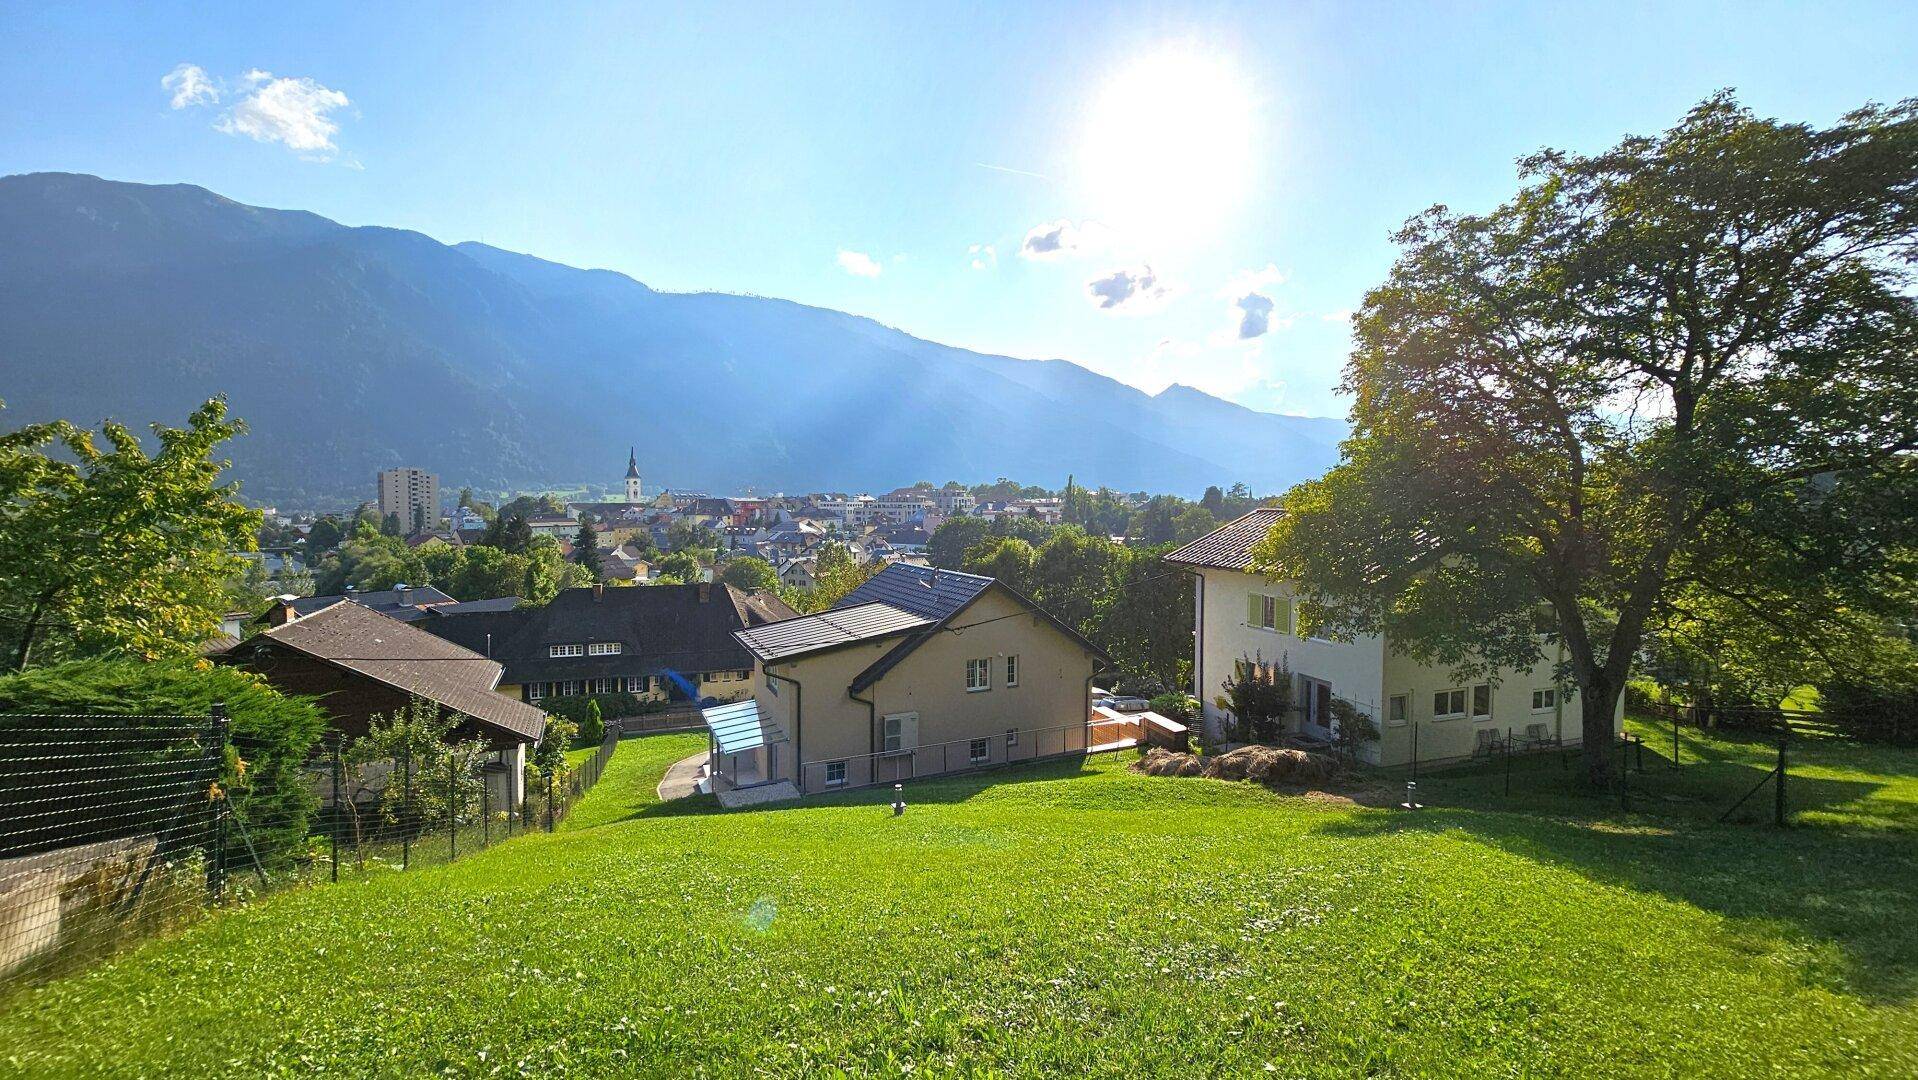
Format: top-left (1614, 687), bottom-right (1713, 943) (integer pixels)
top-left (1, 5), bottom-right (1915, 1077)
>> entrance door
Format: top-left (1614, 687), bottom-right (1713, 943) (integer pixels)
top-left (1302, 677), bottom-right (1336, 738)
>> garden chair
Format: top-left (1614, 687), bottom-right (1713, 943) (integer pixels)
top-left (1522, 722), bottom-right (1557, 751)
top-left (1472, 728), bottom-right (1504, 759)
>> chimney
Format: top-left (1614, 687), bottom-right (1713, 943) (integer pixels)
top-left (266, 600), bottom-right (298, 627)
top-left (593, 583), bottom-right (605, 602)
top-left (698, 582), bottom-right (712, 603)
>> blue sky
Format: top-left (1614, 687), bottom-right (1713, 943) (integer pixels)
top-left (4, 2), bottom-right (1914, 419)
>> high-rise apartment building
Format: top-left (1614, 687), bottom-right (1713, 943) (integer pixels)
top-left (376, 467), bottom-right (439, 533)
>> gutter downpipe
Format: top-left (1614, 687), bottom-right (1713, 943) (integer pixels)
top-left (765, 666), bottom-right (802, 792)
top-left (850, 686), bottom-right (878, 763)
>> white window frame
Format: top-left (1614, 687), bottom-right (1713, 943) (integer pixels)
top-left (1005, 655), bottom-right (1019, 687)
top-left (1471, 683), bottom-right (1493, 720)
top-left (968, 738), bottom-right (990, 765)
top-left (1387, 694), bottom-right (1408, 728)
top-left (591, 677), bottom-right (611, 696)
top-left (1531, 688), bottom-right (1556, 713)
top-left (824, 760), bottom-right (847, 787)
top-left (1005, 727), bottom-right (1019, 748)
top-left (549, 643), bottom-right (585, 658)
top-left (526, 682), bottom-right (545, 702)
top-left (965, 658), bottom-right (991, 692)
top-left (1433, 688), bottom-right (1466, 720)
top-left (587, 642), bottom-right (622, 656)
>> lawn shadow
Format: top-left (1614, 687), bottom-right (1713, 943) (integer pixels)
top-left (1309, 772), bottom-right (1918, 1004)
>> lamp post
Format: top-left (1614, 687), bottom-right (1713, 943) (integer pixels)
top-left (891, 783), bottom-right (906, 817)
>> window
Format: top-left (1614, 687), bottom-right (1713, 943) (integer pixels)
top-left (1532, 688), bottom-right (1556, 712)
top-left (969, 738), bottom-right (990, 765)
top-left (1471, 684), bottom-right (1493, 720)
top-left (965, 658), bottom-right (991, 692)
top-left (591, 677), bottom-right (611, 696)
top-left (882, 713), bottom-right (919, 753)
top-left (825, 761), bottom-right (846, 787)
top-left (549, 643), bottom-right (584, 658)
top-left (587, 642), bottom-right (621, 656)
top-left (1005, 727), bottom-right (1019, 748)
top-left (1246, 593), bottom-right (1291, 633)
top-left (1387, 694), bottom-right (1408, 727)
top-left (1433, 688), bottom-right (1466, 719)
top-left (558, 680), bottom-right (580, 697)
top-left (1005, 655), bottom-right (1019, 687)
top-left (526, 682), bottom-right (545, 702)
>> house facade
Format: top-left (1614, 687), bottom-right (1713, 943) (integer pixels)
top-left (709, 564), bottom-right (1109, 796)
top-left (419, 582), bottom-right (794, 707)
top-left (1167, 510), bottom-right (1622, 767)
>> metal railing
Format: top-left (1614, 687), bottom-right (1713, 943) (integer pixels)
top-left (796, 718), bottom-right (1118, 794)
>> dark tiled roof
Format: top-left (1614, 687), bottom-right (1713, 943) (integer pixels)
top-left (1162, 508), bottom-right (1284, 571)
top-left (734, 602), bottom-right (932, 662)
top-left (418, 584), bottom-right (796, 685)
top-left (845, 573), bottom-right (1111, 693)
top-left (243, 601), bottom-right (547, 742)
top-left (836, 563), bottom-right (992, 620)
top-left (399, 596), bottom-right (522, 622)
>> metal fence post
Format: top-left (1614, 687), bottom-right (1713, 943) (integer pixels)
top-left (482, 773), bottom-right (491, 848)
top-left (1503, 731), bottom-right (1512, 797)
top-left (545, 772), bottom-right (555, 832)
top-left (1618, 735), bottom-right (1630, 811)
top-left (330, 738), bottom-right (343, 884)
top-left (401, 742), bottom-right (412, 871)
top-left (207, 703), bottom-right (230, 903)
top-left (1671, 712), bottom-right (1681, 768)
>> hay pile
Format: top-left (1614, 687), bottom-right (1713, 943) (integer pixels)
top-left (1134, 745), bottom-right (1339, 787)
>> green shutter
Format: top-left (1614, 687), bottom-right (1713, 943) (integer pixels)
top-left (1278, 597), bottom-right (1294, 635)
top-left (1248, 593), bottom-right (1261, 625)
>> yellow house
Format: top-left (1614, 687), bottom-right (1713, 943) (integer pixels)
top-left (708, 564), bottom-right (1110, 798)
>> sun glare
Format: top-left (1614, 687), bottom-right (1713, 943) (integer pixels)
top-left (1078, 46), bottom-right (1257, 247)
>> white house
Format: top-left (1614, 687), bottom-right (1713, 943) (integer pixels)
top-left (1166, 509), bottom-right (1622, 767)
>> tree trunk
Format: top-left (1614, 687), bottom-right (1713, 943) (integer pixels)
top-left (1581, 675), bottom-right (1622, 788)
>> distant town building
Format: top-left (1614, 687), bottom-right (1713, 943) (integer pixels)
top-left (377, 467), bottom-right (439, 532)
top-left (625, 447), bottom-right (643, 504)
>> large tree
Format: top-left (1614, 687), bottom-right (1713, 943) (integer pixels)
top-left (0, 397), bottom-right (262, 669)
top-left (1254, 95), bottom-right (1918, 785)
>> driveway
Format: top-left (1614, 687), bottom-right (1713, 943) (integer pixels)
top-left (656, 752), bottom-right (708, 801)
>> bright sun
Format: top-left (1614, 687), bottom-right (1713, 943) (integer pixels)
top-left (1078, 46), bottom-right (1257, 246)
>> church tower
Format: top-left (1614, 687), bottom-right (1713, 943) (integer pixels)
top-left (625, 447), bottom-right (643, 504)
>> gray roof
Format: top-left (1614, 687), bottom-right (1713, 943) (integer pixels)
top-left (238, 601), bottom-right (548, 742)
top-left (836, 563), bottom-right (992, 620)
top-left (1162, 509), bottom-right (1284, 571)
top-left (733, 602), bottom-right (933, 662)
top-left (288, 586), bottom-right (456, 619)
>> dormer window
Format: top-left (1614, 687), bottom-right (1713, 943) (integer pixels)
top-left (549, 643), bottom-right (585, 658)
top-left (587, 642), bottom-right (622, 656)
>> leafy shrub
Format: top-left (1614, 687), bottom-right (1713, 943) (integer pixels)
top-left (541, 692), bottom-right (656, 726)
top-left (1147, 692), bottom-right (1200, 725)
top-left (1817, 676), bottom-right (1918, 745)
top-left (1214, 654), bottom-right (1293, 744)
top-left (0, 659), bottom-right (327, 868)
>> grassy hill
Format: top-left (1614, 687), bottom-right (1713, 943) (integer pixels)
top-left (0, 724), bottom-right (1913, 1077)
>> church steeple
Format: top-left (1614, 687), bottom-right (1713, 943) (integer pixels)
top-left (624, 447), bottom-right (643, 504)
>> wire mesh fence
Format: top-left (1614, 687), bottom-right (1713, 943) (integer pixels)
top-left (0, 709), bottom-right (619, 1000)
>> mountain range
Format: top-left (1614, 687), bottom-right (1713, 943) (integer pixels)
top-left (0, 172), bottom-right (1345, 505)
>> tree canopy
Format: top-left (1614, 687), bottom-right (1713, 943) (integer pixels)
top-left (0, 397), bottom-right (261, 669)
top-left (1254, 94), bottom-right (1918, 784)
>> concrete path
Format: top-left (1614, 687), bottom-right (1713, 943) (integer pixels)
top-left (656, 752), bottom-right (708, 802)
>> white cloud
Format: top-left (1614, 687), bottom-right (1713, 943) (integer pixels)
top-left (1220, 262), bottom-right (1286, 298)
top-left (967, 243), bottom-right (996, 270)
top-left (1086, 264), bottom-right (1174, 313)
top-left (213, 70), bottom-right (351, 157)
top-left (162, 64), bottom-right (219, 110)
top-left (1233, 292), bottom-right (1277, 339)
top-left (1019, 218), bottom-right (1111, 261)
top-left (1321, 308), bottom-right (1354, 323)
top-left (836, 249), bottom-right (883, 277)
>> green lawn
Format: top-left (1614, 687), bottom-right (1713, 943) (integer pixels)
top-left (1, 728), bottom-right (1913, 1077)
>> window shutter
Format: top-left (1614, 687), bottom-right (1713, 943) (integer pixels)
top-left (1248, 593), bottom-right (1261, 625)
top-left (1278, 597), bottom-right (1294, 635)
